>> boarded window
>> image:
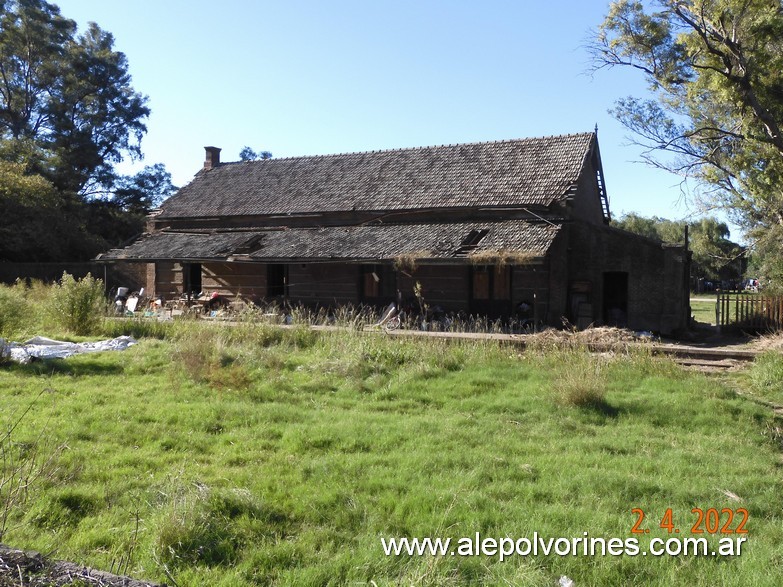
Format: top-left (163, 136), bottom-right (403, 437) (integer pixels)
top-left (361, 265), bottom-right (396, 301)
top-left (493, 266), bottom-right (511, 300)
top-left (472, 267), bottom-right (490, 300)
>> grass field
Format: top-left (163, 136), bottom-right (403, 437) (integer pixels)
top-left (2, 319), bottom-right (783, 586)
top-left (690, 298), bottom-right (717, 325)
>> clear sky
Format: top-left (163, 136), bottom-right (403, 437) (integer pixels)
top-left (54, 0), bottom-right (714, 231)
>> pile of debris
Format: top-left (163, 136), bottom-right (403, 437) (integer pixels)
top-left (1, 336), bottom-right (137, 364)
top-left (525, 326), bottom-right (657, 351)
top-left (0, 545), bottom-right (163, 587)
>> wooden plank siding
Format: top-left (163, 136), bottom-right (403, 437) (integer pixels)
top-left (202, 262), bottom-right (267, 299)
top-left (154, 262), bottom-right (183, 299)
top-left (288, 263), bottom-right (360, 306)
top-left (397, 265), bottom-right (471, 311)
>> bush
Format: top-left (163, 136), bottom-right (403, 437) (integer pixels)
top-left (0, 283), bottom-right (29, 338)
top-left (47, 272), bottom-right (106, 335)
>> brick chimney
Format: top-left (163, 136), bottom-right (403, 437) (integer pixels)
top-left (203, 146), bottom-right (221, 170)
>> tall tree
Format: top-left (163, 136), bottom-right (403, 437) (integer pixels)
top-left (613, 213), bottom-right (745, 282)
top-left (591, 0), bottom-right (783, 284)
top-left (112, 164), bottom-right (176, 216)
top-left (0, 0), bottom-right (149, 195)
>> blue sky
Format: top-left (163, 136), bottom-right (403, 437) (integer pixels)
top-left (55, 0), bottom-right (713, 231)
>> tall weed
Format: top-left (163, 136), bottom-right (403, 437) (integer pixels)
top-left (550, 350), bottom-right (612, 412)
top-left (47, 272), bottom-right (106, 335)
top-left (748, 351), bottom-right (783, 403)
top-left (0, 283), bottom-right (29, 338)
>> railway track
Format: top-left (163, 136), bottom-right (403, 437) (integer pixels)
top-left (653, 344), bottom-right (758, 372)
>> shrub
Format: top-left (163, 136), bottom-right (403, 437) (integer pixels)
top-left (47, 272), bottom-right (106, 335)
top-left (0, 283), bottom-right (29, 338)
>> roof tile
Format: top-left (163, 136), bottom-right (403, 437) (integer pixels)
top-left (158, 133), bottom-right (594, 218)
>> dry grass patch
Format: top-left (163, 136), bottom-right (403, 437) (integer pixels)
top-left (750, 332), bottom-right (783, 351)
top-left (392, 250), bottom-right (431, 273)
top-left (468, 249), bottom-right (536, 267)
top-left (526, 326), bottom-right (655, 352)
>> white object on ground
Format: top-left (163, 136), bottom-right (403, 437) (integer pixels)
top-left (1, 336), bottom-right (137, 364)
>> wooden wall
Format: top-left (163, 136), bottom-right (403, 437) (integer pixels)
top-left (288, 263), bottom-right (360, 306)
top-left (397, 265), bottom-right (470, 311)
top-left (202, 262), bottom-right (266, 299)
top-left (154, 262), bottom-right (183, 299)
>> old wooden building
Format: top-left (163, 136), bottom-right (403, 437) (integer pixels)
top-left (99, 132), bottom-right (690, 333)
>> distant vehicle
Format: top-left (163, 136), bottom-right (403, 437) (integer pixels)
top-left (744, 278), bottom-right (760, 292)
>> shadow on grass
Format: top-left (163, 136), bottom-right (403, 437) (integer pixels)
top-left (6, 358), bottom-right (125, 377)
top-left (583, 398), bottom-right (620, 418)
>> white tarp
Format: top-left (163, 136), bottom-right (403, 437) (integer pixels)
top-left (1, 336), bottom-right (137, 364)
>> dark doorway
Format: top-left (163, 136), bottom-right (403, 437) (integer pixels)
top-left (360, 264), bottom-right (397, 305)
top-left (603, 272), bottom-right (628, 327)
top-left (184, 262), bottom-right (202, 297)
top-left (267, 264), bottom-right (288, 297)
top-left (470, 265), bottom-right (512, 319)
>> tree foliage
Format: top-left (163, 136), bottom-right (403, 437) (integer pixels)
top-left (0, 1), bottom-right (176, 261)
top-left (112, 163), bottom-right (176, 215)
top-left (613, 212), bottom-right (745, 281)
top-left (591, 0), bottom-right (783, 283)
top-left (239, 146), bottom-right (272, 161)
top-left (0, 0), bottom-right (149, 194)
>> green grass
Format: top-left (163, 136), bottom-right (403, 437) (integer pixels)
top-left (690, 299), bottom-right (717, 325)
top-left (1, 322), bottom-right (782, 586)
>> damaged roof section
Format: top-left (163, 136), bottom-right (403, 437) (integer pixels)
top-left (159, 133), bottom-right (595, 219)
top-left (98, 221), bottom-right (561, 264)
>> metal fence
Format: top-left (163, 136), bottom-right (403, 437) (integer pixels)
top-left (716, 293), bottom-right (783, 332)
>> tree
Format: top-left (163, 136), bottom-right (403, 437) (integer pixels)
top-left (591, 1), bottom-right (783, 284)
top-left (0, 1), bottom-right (174, 261)
top-left (112, 164), bottom-right (177, 215)
top-left (239, 146), bottom-right (272, 161)
top-left (0, 0), bottom-right (149, 195)
top-left (0, 160), bottom-right (59, 260)
top-left (613, 213), bottom-right (745, 282)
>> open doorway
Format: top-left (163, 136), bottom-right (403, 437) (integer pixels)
top-left (603, 272), bottom-right (628, 327)
top-left (267, 264), bottom-right (288, 297)
top-left (184, 262), bottom-right (202, 298)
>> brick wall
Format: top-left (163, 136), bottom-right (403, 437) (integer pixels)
top-left (565, 222), bottom-right (688, 334)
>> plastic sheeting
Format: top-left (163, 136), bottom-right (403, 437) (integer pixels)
top-left (1, 336), bottom-right (137, 364)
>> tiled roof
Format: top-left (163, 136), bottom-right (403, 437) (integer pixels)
top-left (158, 133), bottom-right (595, 218)
top-left (98, 221), bottom-right (561, 262)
